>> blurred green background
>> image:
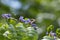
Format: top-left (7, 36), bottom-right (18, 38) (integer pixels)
top-left (0, 0), bottom-right (60, 40)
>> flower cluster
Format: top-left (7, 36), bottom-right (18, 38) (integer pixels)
top-left (19, 16), bottom-right (37, 30)
top-left (19, 16), bottom-right (31, 24)
top-left (2, 14), bottom-right (11, 19)
top-left (0, 14), bottom-right (38, 40)
top-left (2, 14), bottom-right (37, 30)
top-left (42, 25), bottom-right (60, 40)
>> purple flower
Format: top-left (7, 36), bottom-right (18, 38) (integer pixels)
top-left (53, 33), bottom-right (56, 36)
top-left (31, 24), bottom-right (37, 30)
top-left (2, 14), bottom-right (11, 19)
top-left (32, 24), bottom-right (37, 27)
top-left (24, 19), bottom-right (31, 24)
top-left (24, 20), bottom-right (28, 24)
top-left (26, 19), bottom-right (31, 23)
top-left (50, 31), bottom-right (56, 37)
top-left (19, 16), bottom-right (25, 22)
top-left (19, 16), bottom-right (23, 20)
top-left (46, 32), bottom-right (48, 35)
top-left (21, 19), bottom-right (25, 22)
top-left (19, 16), bottom-right (31, 24)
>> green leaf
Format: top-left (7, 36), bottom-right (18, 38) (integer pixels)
top-left (47, 25), bottom-right (54, 32)
top-left (9, 19), bottom-right (17, 25)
